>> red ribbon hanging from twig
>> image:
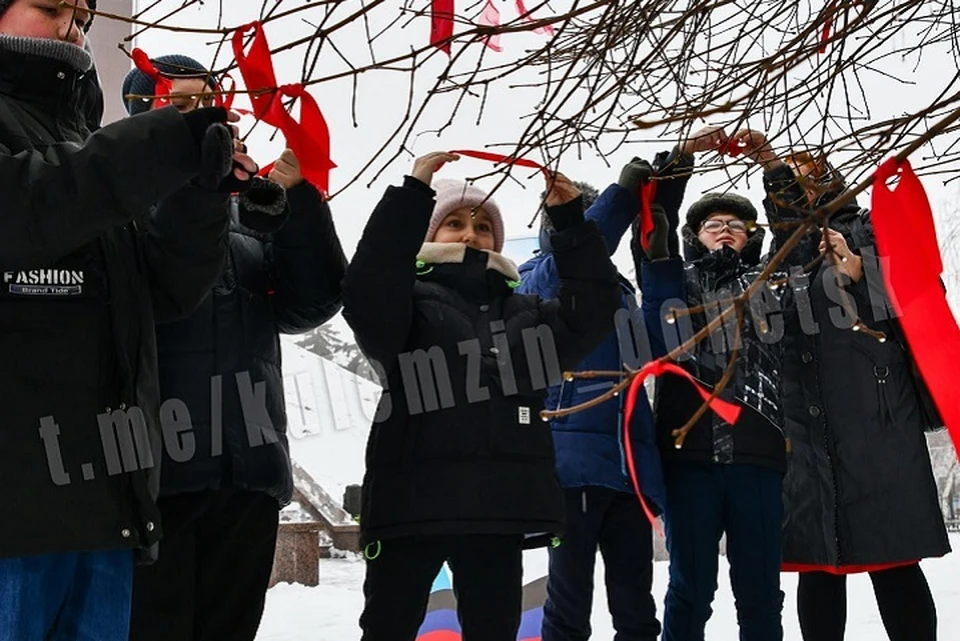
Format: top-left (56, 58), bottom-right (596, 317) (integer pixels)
top-left (449, 149), bottom-right (548, 174)
top-left (820, 1), bottom-right (836, 54)
top-left (871, 159), bottom-right (960, 457)
top-left (515, 0), bottom-right (555, 35)
top-left (232, 21), bottom-right (336, 195)
top-left (622, 358), bottom-right (743, 530)
top-left (638, 179), bottom-right (657, 251)
top-left (131, 48), bottom-right (172, 109)
top-left (431, 0), bottom-right (455, 54)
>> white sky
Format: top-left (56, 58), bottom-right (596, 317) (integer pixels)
top-left (125, 1), bottom-right (960, 291)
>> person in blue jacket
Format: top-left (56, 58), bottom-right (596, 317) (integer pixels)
top-left (518, 159), bottom-right (670, 641)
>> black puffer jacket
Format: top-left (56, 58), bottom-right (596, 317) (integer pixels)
top-left (342, 178), bottom-right (620, 545)
top-left (641, 226), bottom-right (787, 472)
top-left (764, 163), bottom-right (950, 569)
top-left (154, 183), bottom-right (346, 505)
top-left (0, 42), bottom-right (228, 559)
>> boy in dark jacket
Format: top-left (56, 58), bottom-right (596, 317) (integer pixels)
top-left (0, 2), bottom-right (258, 640)
top-left (119, 55), bottom-right (348, 641)
top-left (638, 131), bottom-right (787, 641)
top-left (518, 161), bottom-right (664, 641)
top-left (342, 151), bottom-right (621, 641)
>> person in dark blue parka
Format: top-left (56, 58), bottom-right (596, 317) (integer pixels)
top-left (518, 159), bottom-right (671, 641)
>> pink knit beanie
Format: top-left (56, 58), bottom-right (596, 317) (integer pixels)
top-left (425, 179), bottom-right (505, 253)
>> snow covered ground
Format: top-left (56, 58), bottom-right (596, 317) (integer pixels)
top-left (257, 539), bottom-right (960, 640)
top-left (269, 338), bottom-right (960, 640)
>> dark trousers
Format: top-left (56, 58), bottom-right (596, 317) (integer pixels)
top-left (542, 487), bottom-right (661, 641)
top-left (662, 462), bottom-right (784, 641)
top-left (129, 487), bottom-right (280, 641)
top-left (360, 534), bottom-right (524, 641)
top-left (797, 564), bottom-right (937, 641)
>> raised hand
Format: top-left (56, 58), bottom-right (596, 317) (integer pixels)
top-left (731, 129), bottom-right (781, 169)
top-left (411, 151), bottom-right (461, 186)
top-left (820, 227), bottom-right (863, 282)
top-left (680, 125), bottom-right (729, 156)
top-left (618, 157), bottom-right (653, 193)
top-left (646, 203), bottom-right (671, 261)
top-left (544, 172), bottom-right (581, 207)
top-left (268, 149), bottom-right (305, 190)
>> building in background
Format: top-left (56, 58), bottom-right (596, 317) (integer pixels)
top-left (89, 0), bottom-right (134, 124)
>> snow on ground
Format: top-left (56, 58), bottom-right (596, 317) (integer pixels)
top-left (269, 340), bottom-right (960, 640)
top-left (258, 537), bottom-right (960, 640)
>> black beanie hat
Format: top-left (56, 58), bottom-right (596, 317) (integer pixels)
top-left (121, 54), bottom-right (217, 116)
top-left (685, 192), bottom-right (758, 232)
top-left (0, 1), bottom-right (97, 30)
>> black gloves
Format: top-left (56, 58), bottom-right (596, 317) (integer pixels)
top-left (238, 177), bottom-right (289, 233)
top-left (618, 157), bottom-right (654, 194)
top-left (646, 203), bottom-right (671, 261)
top-left (181, 107), bottom-right (253, 194)
top-left (543, 195), bottom-right (585, 232)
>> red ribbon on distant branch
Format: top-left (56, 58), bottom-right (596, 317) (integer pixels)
top-left (871, 159), bottom-right (960, 457)
top-left (820, 1), bottom-right (836, 54)
top-left (131, 48), bottom-right (172, 109)
top-left (516, 0), bottom-right (555, 35)
top-left (622, 359), bottom-right (743, 531)
top-left (431, 0), bottom-right (554, 54)
top-left (232, 21), bottom-right (336, 195)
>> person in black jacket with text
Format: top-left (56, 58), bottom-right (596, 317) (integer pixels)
top-left (733, 129), bottom-right (949, 641)
top-left (119, 54), bottom-right (348, 641)
top-left (0, 2), bottom-right (258, 640)
top-left (343, 151), bottom-right (620, 641)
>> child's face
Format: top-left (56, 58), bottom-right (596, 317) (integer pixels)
top-left (0, 1), bottom-right (91, 48)
top-left (155, 77), bottom-right (215, 114)
top-left (433, 207), bottom-right (496, 252)
top-left (697, 213), bottom-right (749, 254)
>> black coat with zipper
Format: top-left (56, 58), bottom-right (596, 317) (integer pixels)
top-left (342, 177), bottom-right (620, 546)
top-left (0, 44), bottom-right (229, 559)
top-left (764, 163), bottom-right (950, 569)
top-left (154, 183), bottom-right (346, 505)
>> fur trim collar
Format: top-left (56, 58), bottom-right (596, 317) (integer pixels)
top-left (417, 242), bottom-right (521, 282)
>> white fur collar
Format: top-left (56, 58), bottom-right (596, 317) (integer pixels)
top-left (417, 242), bottom-right (521, 282)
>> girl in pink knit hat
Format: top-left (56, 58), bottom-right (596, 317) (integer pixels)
top-left (342, 151), bottom-right (623, 640)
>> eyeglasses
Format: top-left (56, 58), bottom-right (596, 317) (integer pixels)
top-left (700, 219), bottom-right (750, 235)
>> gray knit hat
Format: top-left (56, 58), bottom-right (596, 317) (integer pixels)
top-left (685, 192), bottom-right (758, 231)
top-left (0, 1), bottom-right (98, 30)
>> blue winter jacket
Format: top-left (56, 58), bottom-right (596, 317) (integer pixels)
top-left (518, 185), bottom-right (666, 513)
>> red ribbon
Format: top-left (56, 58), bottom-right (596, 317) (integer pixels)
top-left (232, 22), bottom-right (336, 195)
top-left (449, 149), bottom-right (547, 174)
top-left (431, 0), bottom-right (455, 54)
top-left (622, 359), bottom-right (743, 531)
top-left (820, 1), bottom-right (836, 54)
top-left (131, 48), bottom-right (172, 108)
top-left (638, 179), bottom-right (657, 251)
top-left (717, 139), bottom-right (746, 157)
top-left (516, 0), bottom-right (555, 35)
top-left (479, 0), bottom-right (503, 52)
top-left (871, 159), bottom-right (960, 457)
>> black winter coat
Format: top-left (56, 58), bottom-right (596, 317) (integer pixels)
top-left (0, 44), bottom-right (228, 559)
top-left (342, 178), bottom-right (620, 545)
top-left (764, 163), bottom-right (950, 569)
top-left (154, 183), bottom-right (346, 505)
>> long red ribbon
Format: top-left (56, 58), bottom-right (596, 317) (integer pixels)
top-left (232, 22), bottom-right (336, 195)
top-left (871, 159), bottom-right (960, 457)
top-left (638, 179), bottom-right (657, 251)
top-left (448, 149), bottom-right (547, 174)
top-left (621, 359), bottom-right (743, 531)
top-left (131, 48), bottom-right (172, 109)
top-left (431, 0), bottom-right (455, 54)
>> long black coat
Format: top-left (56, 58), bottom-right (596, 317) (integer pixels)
top-left (342, 178), bottom-right (620, 545)
top-left (154, 184), bottom-right (346, 505)
top-left (0, 45), bottom-right (228, 558)
top-left (764, 164), bottom-right (950, 569)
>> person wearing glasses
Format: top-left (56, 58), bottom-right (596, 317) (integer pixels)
top-left (636, 129), bottom-right (788, 641)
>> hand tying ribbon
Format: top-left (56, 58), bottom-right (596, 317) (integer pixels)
top-left (232, 21), bottom-right (336, 195)
top-left (622, 358), bottom-right (742, 530)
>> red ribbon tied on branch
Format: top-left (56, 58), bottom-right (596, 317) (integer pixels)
top-left (431, 0), bottom-right (555, 53)
top-left (638, 178), bottom-right (658, 251)
top-left (131, 48), bottom-right (172, 109)
top-left (232, 21), bottom-right (336, 195)
top-left (871, 159), bottom-right (960, 457)
top-left (622, 358), bottom-right (743, 530)
top-left (449, 149), bottom-right (548, 175)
